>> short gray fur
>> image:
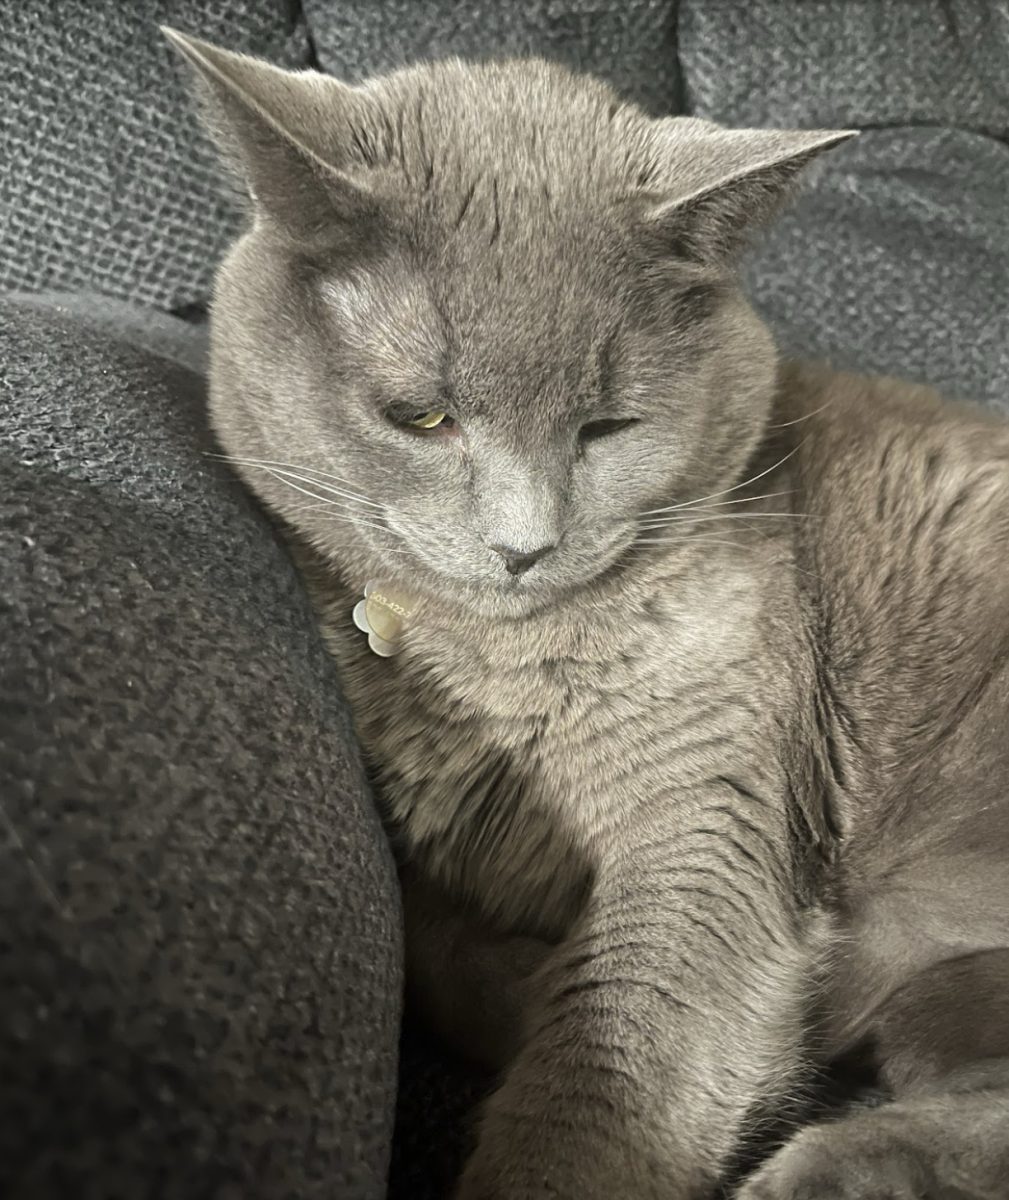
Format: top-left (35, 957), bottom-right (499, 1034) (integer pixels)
top-left (173, 31), bottom-right (1009, 1200)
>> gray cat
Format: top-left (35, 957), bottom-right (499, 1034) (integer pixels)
top-left (166, 28), bottom-right (1009, 1200)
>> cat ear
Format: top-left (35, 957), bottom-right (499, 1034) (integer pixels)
top-left (162, 27), bottom-right (379, 246)
top-left (643, 125), bottom-right (855, 265)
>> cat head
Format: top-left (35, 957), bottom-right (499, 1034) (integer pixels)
top-left (166, 28), bottom-right (850, 617)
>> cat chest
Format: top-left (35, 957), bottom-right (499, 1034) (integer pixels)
top-left (351, 641), bottom-right (770, 934)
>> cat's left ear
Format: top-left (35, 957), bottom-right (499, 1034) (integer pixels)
top-left (162, 27), bottom-right (381, 247)
top-left (643, 125), bottom-right (856, 264)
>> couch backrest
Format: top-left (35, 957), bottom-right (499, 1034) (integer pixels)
top-left (2, 0), bottom-right (681, 315)
top-left (1, 0), bottom-right (310, 313)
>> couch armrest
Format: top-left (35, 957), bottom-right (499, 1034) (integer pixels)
top-left (0, 297), bottom-right (401, 1200)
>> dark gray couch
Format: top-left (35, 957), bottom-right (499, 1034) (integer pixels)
top-left (2, 3), bottom-right (1007, 1198)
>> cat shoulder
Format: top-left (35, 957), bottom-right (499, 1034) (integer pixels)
top-left (777, 360), bottom-right (1009, 535)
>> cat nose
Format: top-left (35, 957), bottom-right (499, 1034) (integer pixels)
top-left (490, 543), bottom-right (556, 575)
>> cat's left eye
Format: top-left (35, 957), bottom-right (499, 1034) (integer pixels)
top-left (579, 417), bottom-right (640, 441)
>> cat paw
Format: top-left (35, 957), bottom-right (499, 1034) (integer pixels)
top-left (734, 1119), bottom-right (943, 1200)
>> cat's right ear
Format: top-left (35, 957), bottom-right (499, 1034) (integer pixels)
top-left (162, 27), bottom-right (379, 247)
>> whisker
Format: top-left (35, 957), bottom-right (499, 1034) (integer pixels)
top-left (657, 489), bottom-right (796, 513)
top-left (315, 512), bottom-right (392, 535)
top-left (286, 501), bottom-right (349, 514)
top-left (286, 500), bottom-right (431, 556)
top-left (641, 443), bottom-right (806, 516)
top-left (766, 400), bottom-right (834, 429)
top-left (208, 452), bottom-right (370, 491)
top-left (262, 470), bottom-right (391, 534)
top-left (304, 510), bottom-right (421, 554)
top-left (284, 499), bottom-right (390, 524)
top-left (639, 511), bottom-right (812, 529)
top-left (244, 463), bottom-right (387, 510)
top-left (634, 538), bottom-right (746, 550)
top-left (209, 454), bottom-right (385, 509)
top-left (211, 456), bottom-right (427, 567)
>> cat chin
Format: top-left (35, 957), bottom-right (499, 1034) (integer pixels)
top-left (402, 571), bottom-right (564, 620)
top-left (408, 565), bottom-right (617, 622)
top-left (448, 586), bottom-right (565, 621)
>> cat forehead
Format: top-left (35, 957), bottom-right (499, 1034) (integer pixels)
top-left (352, 58), bottom-right (665, 207)
top-left (368, 58), bottom-right (640, 151)
top-left (313, 248), bottom-right (622, 359)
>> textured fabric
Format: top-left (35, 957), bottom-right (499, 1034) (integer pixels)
top-left (0, 1), bottom-right (309, 312)
top-left (9, 292), bottom-right (210, 374)
top-left (303, 0), bottom-right (682, 115)
top-left (0, 297), bottom-right (401, 1200)
top-left (677, 1), bottom-right (1009, 410)
top-left (744, 128), bottom-right (1009, 411)
top-left (388, 1019), bottom-right (489, 1200)
top-left (679, 0), bottom-right (1009, 138)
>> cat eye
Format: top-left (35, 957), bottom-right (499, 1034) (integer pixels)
top-left (579, 417), bottom-right (640, 441)
top-left (406, 410), bottom-right (453, 430)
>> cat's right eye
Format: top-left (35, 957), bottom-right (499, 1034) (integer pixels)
top-left (407, 410), bottom-right (451, 430)
top-left (386, 406), bottom-right (459, 434)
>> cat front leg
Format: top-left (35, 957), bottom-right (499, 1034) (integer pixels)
top-left (456, 790), bottom-right (818, 1199)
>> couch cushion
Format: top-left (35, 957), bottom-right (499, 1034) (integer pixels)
top-left (678, 0), bottom-right (1009, 138)
top-left (0, 296), bottom-right (401, 1199)
top-left (1, 1), bottom-right (309, 312)
top-left (743, 128), bottom-right (1009, 411)
top-left (303, 0), bottom-right (682, 115)
top-left (677, 1), bottom-right (1009, 410)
